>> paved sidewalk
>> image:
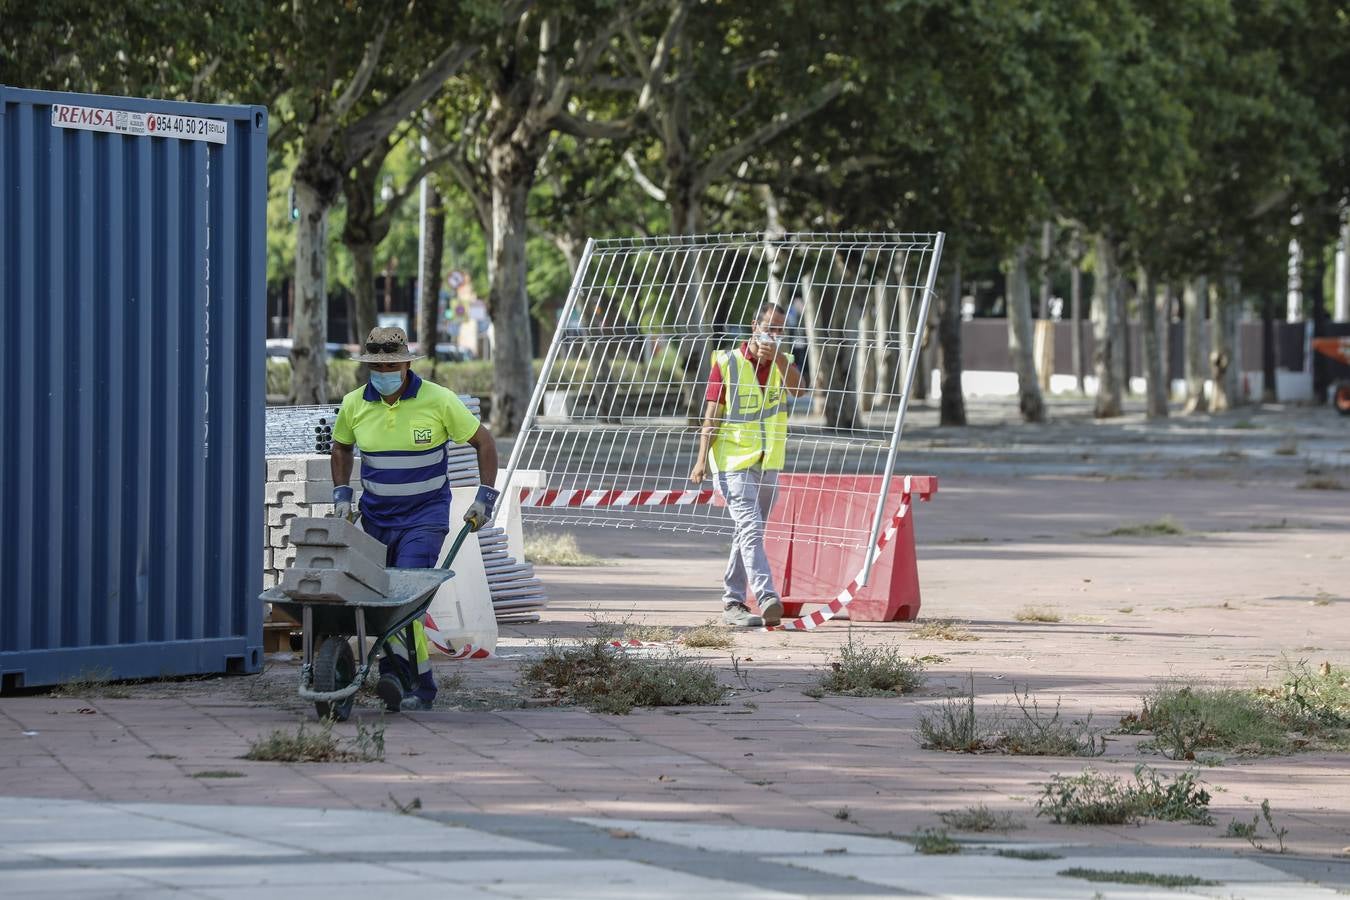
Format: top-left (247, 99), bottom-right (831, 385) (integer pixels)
top-left (2, 403), bottom-right (1348, 895)
top-left (4, 797), bottom-right (1347, 898)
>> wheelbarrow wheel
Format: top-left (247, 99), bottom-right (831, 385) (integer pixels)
top-left (313, 636), bottom-right (356, 722)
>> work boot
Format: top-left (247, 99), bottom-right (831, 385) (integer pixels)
top-left (722, 602), bottom-right (764, 628)
top-left (759, 597), bottom-right (783, 627)
top-left (375, 674), bottom-right (404, 713)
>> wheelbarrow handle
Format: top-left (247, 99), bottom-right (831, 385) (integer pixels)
top-left (437, 521), bottom-right (475, 571)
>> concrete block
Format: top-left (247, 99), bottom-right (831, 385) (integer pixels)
top-left (287, 516), bottom-right (386, 563)
top-left (274, 544), bottom-right (297, 569)
top-left (281, 567), bottom-right (386, 604)
top-left (268, 525), bottom-right (291, 550)
top-left (293, 545), bottom-right (389, 595)
top-left (262, 548), bottom-right (273, 570)
top-left (264, 480), bottom-right (334, 506)
top-left (267, 503), bottom-right (305, 528)
top-left (266, 456), bottom-right (334, 483)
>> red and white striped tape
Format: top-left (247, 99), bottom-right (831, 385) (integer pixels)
top-left (769, 475), bottom-right (917, 632)
top-left (423, 612), bottom-right (497, 659)
top-left (520, 488), bottom-right (718, 508)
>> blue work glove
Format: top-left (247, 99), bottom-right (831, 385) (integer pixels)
top-left (464, 484), bottom-right (500, 532)
top-left (332, 485), bottom-right (354, 521)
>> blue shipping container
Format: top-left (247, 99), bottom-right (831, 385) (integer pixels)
top-left (0, 86), bottom-right (268, 690)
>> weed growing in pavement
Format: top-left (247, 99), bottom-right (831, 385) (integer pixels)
top-left (911, 828), bottom-right (960, 854)
top-left (918, 677), bottom-right (990, 751)
top-left (1121, 664), bottom-right (1350, 759)
top-left (997, 849), bottom-right (1062, 861)
top-left (1106, 516), bottom-right (1185, 538)
top-left (1035, 765), bottom-right (1212, 826)
top-left (521, 638), bottom-right (726, 714)
top-left (910, 619), bottom-right (980, 641)
top-left (1275, 440), bottom-right (1300, 456)
top-left (938, 804), bottom-right (1023, 833)
top-left (243, 718), bottom-right (386, 763)
top-left (51, 667), bottom-right (134, 699)
top-left (523, 531), bottom-right (608, 566)
top-left (833, 806), bottom-right (852, 821)
top-left (191, 770), bottom-right (245, 778)
top-left (624, 623), bottom-right (676, 643)
top-left (1226, 799), bottom-right (1289, 853)
top-left (1299, 475), bottom-right (1347, 491)
top-left (1058, 868), bottom-right (1218, 888)
top-left (918, 676), bottom-right (1105, 757)
top-left (818, 636), bottom-right (925, 697)
top-left (681, 622), bottom-right (735, 650)
top-left (1014, 605), bottom-right (1061, 623)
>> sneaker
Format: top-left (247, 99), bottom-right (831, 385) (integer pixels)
top-left (722, 602), bottom-right (764, 628)
top-left (375, 674), bottom-right (404, 713)
top-left (400, 696), bottom-right (433, 712)
top-left (759, 597), bottom-right (783, 627)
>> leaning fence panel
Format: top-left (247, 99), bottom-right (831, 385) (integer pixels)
top-left (506, 232), bottom-right (945, 556)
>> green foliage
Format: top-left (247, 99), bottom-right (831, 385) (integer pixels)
top-left (997, 849), bottom-right (1062, 861)
top-left (1123, 666), bottom-right (1350, 759)
top-left (243, 718), bottom-right (385, 763)
top-left (1036, 765), bottom-right (1212, 826)
top-left (521, 638), bottom-right (726, 715)
top-left (911, 828), bottom-right (960, 855)
top-left (1106, 517), bottom-right (1185, 538)
top-left (1058, 868), bottom-right (1218, 889)
top-left (818, 636), bottom-right (925, 697)
top-left (1227, 799), bottom-right (1289, 853)
top-left (937, 805), bottom-right (1023, 834)
top-left (918, 677), bottom-right (1105, 757)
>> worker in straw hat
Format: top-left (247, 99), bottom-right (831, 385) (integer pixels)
top-left (330, 326), bottom-right (499, 711)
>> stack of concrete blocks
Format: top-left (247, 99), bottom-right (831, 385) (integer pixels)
top-left (262, 456), bottom-right (361, 589)
top-left (280, 517), bottom-right (389, 603)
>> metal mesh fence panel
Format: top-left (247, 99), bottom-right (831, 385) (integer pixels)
top-left (506, 232), bottom-right (944, 561)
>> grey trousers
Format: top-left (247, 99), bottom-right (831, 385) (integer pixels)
top-left (715, 466), bottom-right (780, 607)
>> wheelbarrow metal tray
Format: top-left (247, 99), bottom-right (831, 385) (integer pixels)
top-left (262, 568), bottom-right (453, 636)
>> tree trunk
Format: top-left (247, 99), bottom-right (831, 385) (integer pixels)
top-left (1182, 278), bottom-right (1209, 414)
top-left (1139, 268), bottom-right (1168, 419)
top-left (290, 177), bottom-right (332, 404)
top-left (873, 280), bottom-right (895, 404)
top-left (800, 273), bottom-right (825, 416)
top-left (820, 250), bottom-right (862, 431)
top-left (938, 258), bottom-right (966, 426)
top-left (1209, 271), bottom-right (1242, 411)
top-left (1159, 283), bottom-right (1173, 401)
top-left (1070, 258), bottom-right (1085, 393)
top-left (1006, 243), bottom-right (1046, 422)
top-left (487, 168), bottom-right (537, 435)
top-left (419, 185), bottom-right (446, 377)
top-left (857, 290), bottom-right (874, 413)
top-left (350, 244), bottom-right (378, 344)
top-left (1091, 235), bottom-right (1125, 418)
top-left (1261, 293), bottom-right (1278, 404)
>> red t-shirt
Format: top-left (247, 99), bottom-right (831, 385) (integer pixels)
top-left (705, 342), bottom-right (775, 404)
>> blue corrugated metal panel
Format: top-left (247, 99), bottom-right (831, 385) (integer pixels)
top-left (0, 87), bottom-right (268, 690)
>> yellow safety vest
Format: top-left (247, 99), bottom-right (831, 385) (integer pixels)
top-left (710, 348), bottom-right (789, 473)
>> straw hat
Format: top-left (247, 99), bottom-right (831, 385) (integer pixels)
top-left (353, 326), bottom-right (422, 363)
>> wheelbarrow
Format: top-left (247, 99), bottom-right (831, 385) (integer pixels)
top-left (261, 522), bottom-right (474, 721)
top-left (1311, 337), bottom-right (1350, 415)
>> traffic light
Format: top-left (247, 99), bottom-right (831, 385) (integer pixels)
top-left (288, 186), bottom-right (300, 222)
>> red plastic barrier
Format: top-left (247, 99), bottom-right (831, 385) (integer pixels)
top-left (752, 475), bottom-right (937, 622)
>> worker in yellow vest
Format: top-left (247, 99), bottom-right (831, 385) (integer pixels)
top-left (689, 302), bottom-right (807, 627)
